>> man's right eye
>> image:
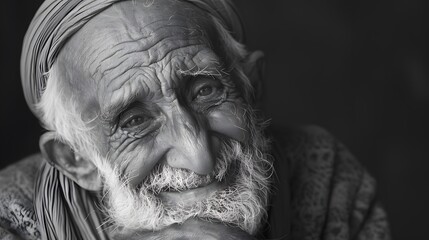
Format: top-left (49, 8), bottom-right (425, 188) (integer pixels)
top-left (118, 104), bottom-right (152, 132)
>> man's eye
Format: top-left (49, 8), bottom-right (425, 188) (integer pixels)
top-left (198, 86), bottom-right (214, 97)
top-left (192, 80), bottom-right (223, 101)
top-left (123, 116), bottom-right (146, 129)
top-left (117, 103), bottom-right (154, 131)
top-left (187, 77), bottom-right (226, 111)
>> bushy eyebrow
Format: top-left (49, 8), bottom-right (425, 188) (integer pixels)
top-left (176, 64), bottom-right (229, 79)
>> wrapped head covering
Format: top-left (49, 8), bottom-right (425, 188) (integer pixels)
top-left (20, 0), bottom-right (245, 119)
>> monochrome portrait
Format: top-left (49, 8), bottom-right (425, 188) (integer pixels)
top-left (1, 0), bottom-right (428, 239)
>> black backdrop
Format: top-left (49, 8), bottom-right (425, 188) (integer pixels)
top-left (1, 0), bottom-right (428, 239)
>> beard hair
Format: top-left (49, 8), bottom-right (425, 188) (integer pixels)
top-left (94, 109), bottom-right (273, 235)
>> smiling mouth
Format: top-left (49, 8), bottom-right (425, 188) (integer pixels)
top-left (158, 181), bottom-right (226, 207)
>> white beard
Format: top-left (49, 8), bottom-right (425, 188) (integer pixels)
top-left (93, 121), bottom-right (272, 236)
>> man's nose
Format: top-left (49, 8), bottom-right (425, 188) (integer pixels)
top-left (163, 105), bottom-right (215, 175)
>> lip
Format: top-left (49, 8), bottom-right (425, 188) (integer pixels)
top-left (158, 181), bottom-right (225, 207)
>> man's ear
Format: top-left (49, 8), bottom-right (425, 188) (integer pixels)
top-left (39, 132), bottom-right (102, 191)
top-left (242, 50), bottom-right (265, 104)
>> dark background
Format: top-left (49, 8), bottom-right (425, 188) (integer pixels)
top-left (1, 0), bottom-right (428, 239)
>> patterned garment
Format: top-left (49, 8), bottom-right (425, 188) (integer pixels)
top-left (0, 127), bottom-right (391, 239)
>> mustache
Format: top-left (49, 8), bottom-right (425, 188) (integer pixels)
top-left (141, 140), bottom-right (236, 194)
top-left (142, 165), bottom-right (215, 194)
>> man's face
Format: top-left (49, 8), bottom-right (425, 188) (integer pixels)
top-left (55, 0), bottom-right (271, 235)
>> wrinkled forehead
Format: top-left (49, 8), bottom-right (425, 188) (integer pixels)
top-left (59, 0), bottom-right (218, 83)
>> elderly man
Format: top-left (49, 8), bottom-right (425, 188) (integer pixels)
top-left (0, 0), bottom-right (390, 239)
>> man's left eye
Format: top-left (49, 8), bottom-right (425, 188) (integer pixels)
top-left (191, 78), bottom-right (224, 101)
top-left (197, 86), bottom-right (214, 97)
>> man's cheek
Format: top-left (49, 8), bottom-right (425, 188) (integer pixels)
top-left (207, 102), bottom-right (249, 143)
top-left (104, 136), bottom-right (165, 188)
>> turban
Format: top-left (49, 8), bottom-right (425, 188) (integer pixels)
top-left (20, 0), bottom-right (244, 119)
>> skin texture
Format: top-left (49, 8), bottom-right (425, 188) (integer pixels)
top-left (53, 0), bottom-right (259, 238)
